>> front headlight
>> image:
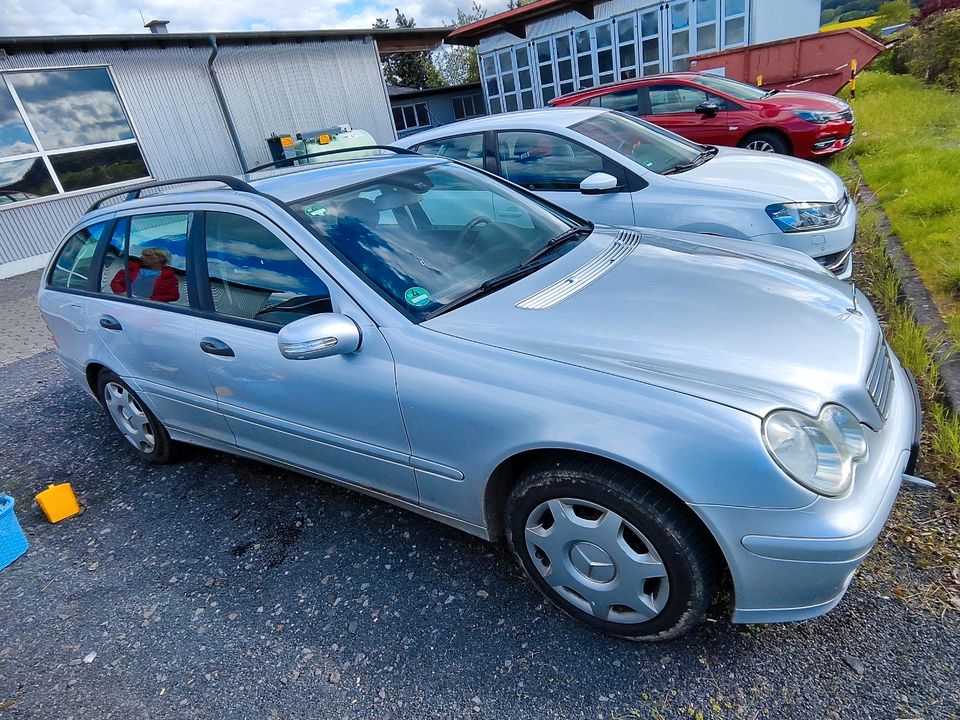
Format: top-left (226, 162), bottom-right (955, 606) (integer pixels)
top-left (793, 109), bottom-right (842, 124)
top-left (762, 404), bottom-right (867, 496)
top-left (766, 201), bottom-right (843, 232)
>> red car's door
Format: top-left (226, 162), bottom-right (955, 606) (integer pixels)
top-left (639, 82), bottom-right (730, 145)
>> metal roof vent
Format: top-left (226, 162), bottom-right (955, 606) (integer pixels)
top-left (144, 20), bottom-right (170, 34)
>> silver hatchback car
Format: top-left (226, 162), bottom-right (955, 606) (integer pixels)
top-left (39, 154), bottom-right (921, 640)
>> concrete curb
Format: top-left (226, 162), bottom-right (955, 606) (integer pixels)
top-left (853, 171), bottom-right (960, 415)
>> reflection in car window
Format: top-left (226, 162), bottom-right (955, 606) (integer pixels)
top-left (291, 163), bottom-right (573, 320)
top-left (104, 213), bottom-right (191, 306)
top-left (572, 112), bottom-right (702, 174)
top-left (497, 131), bottom-right (605, 191)
top-left (415, 134), bottom-right (486, 170)
top-left (49, 222), bottom-right (109, 290)
top-left (205, 212), bottom-right (331, 327)
top-left (596, 89), bottom-right (640, 114)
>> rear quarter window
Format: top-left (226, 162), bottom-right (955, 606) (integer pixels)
top-left (48, 221), bottom-right (109, 290)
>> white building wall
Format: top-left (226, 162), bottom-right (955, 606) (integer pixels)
top-left (751, 0), bottom-right (821, 44)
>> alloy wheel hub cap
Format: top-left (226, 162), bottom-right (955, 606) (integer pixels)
top-left (569, 541), bottom-right (616, 583)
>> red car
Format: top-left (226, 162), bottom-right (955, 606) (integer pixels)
top-left (549, 72), bottom-right (854, 160)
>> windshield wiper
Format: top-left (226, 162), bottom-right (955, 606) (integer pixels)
top-left (763, 89), bottom-right (779, 98)
top-left (424, 224), bottom-right (593, 320)
top-left (663, 146), bottom-right (719, 175)
top-left (520, 223), bottom-right (593, 268)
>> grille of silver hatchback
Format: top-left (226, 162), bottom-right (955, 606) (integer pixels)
top-left (867, 339), bottom-right (896, 419)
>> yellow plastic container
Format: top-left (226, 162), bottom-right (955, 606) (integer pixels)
top-left (35, 483), bottom-right (80, 523)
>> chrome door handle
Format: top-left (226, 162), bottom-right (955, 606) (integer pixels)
top-left (200, 337), bottom-right (235, 357)
top-left (99, 315), bottom-right (122, 331)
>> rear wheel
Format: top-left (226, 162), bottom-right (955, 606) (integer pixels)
top-left (97, 369), bottom-right (176, 464)
top-left (739, 131), bottom-right (791, 155)
top-left (505, 458), bottom-right (719, 640)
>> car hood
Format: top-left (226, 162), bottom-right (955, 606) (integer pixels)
top-left (760, 90), bottom-right (851, 112)
top-left (426, 228), bottom-right (883, 423)
top-left (672, 147), bottom-right (847, 203)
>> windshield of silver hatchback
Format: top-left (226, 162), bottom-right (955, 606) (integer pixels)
top-left (291, 163), bottom-right (584, 319)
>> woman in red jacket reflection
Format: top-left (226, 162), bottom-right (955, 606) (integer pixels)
top-left (110, 247), bottom-right (180, 302)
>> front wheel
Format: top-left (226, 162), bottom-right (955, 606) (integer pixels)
top-left (505, 458), bottom-right (720, 641)
top-left (738, 131), bottom-right (791, 155)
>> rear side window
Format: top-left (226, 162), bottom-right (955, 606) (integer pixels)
top-left (598, 89), bottom-right (640, 114)
top-left (49, 221), bottom-right (109, 290)
top-left (204, 212), bottom-right (331, 327)
top-left (415, 134), bottom-right (486, 170)
top-left (102, 213), bottom-right (191, 307)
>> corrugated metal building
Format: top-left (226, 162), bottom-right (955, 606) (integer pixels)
top-left (447, 0), bottom-right (821, 113)
top-left (0, 28), bottom-right (446, 275)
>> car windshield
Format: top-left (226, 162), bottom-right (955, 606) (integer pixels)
top-left (290, 162), bottom-right (578, 320)
top-left (571, 111), bottom-right (705, 174)
top-left (688, 74), bottom-right (769, 100)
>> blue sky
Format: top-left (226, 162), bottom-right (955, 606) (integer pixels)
top-left (0, 0), bottom-right (508, 36)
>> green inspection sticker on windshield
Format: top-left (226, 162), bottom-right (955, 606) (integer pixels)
top-left (303, 203), bottom-right (328, 217)
top-left (404, 287), bottom-right (432, 307)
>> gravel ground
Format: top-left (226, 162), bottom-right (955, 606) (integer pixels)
top-left (1, 351), bottom-right (958, 720)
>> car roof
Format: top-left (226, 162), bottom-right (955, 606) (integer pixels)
top-left (78, 154), bottom-right (447, 222)
top-left (395, 107), bottom-right (606, 145)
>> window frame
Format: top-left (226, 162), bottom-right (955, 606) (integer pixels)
top-left (0, 64), bottom-right (152, 212)
top-left (392, 101), bottom-right (432, 133)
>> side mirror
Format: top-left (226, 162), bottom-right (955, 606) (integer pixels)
top-left (695, 101), bottom-right (720, 118)
top-left (277, 313), bottom-right (361, 360)
top-left (580, 172), bottom-right (621, 195)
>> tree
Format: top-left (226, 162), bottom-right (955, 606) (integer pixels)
top-left (376, 10), bottom-right (444, 89)
top-left (869, 0), bottom-right (916, 31)
top-left (432, 1), bottom-right (486, 86)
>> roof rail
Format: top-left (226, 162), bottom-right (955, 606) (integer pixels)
top-left (87, 175), bottom-right (258, 212)
top-left (245, 145), bottom-right (418, 174)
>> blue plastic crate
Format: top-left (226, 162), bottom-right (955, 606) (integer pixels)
top-left (0, 494), bottom-right (28, 571)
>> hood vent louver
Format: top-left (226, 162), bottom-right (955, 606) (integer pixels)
top-left (516, 230), bottom-right (641, 310)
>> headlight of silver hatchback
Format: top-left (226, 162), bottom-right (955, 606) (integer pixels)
top-left (766, 202), bottom-right (843, 232)
top-left (762, 404), bottom-right (867, 497)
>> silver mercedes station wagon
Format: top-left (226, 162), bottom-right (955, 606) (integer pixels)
top-left (39, 153), bottom-right (921, 640)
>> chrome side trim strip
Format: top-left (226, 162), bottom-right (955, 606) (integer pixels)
top-left (516, 230), bottom-right (642, 310)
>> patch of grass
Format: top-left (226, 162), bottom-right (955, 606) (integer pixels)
top-left (836, 70), bottom-right (960, 349)
top-left (832, 157), bottom-right (960, 613)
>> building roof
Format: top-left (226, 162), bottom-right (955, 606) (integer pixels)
top-left (0, 27), bottom-right (449, 56)
top-left (387, 82), bottom-right (482, 100)
top-left (447, 0), bottom-right (603, 46)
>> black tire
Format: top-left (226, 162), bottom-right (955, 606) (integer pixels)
top-left (505, 457), bottom-right (720, 641)
top-left (96, 368), bottom-right (177, 464)
top-left (738, 130), bottom-right (791, 155)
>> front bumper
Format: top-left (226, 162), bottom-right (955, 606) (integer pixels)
top-left (690, 357), bottom-right (922, 624)
top-left (792, 119), bottom-right (855, 159)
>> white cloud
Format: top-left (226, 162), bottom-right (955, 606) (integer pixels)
top-left (0, 0), bottom-right (509, 36)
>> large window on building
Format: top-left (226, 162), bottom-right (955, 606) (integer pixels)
top-left (478, 0), bottom-right (749, 114)
top-left (0, 68), bottom-right (149, 207)
top-left (452, 94), bottom-right (485, 120)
